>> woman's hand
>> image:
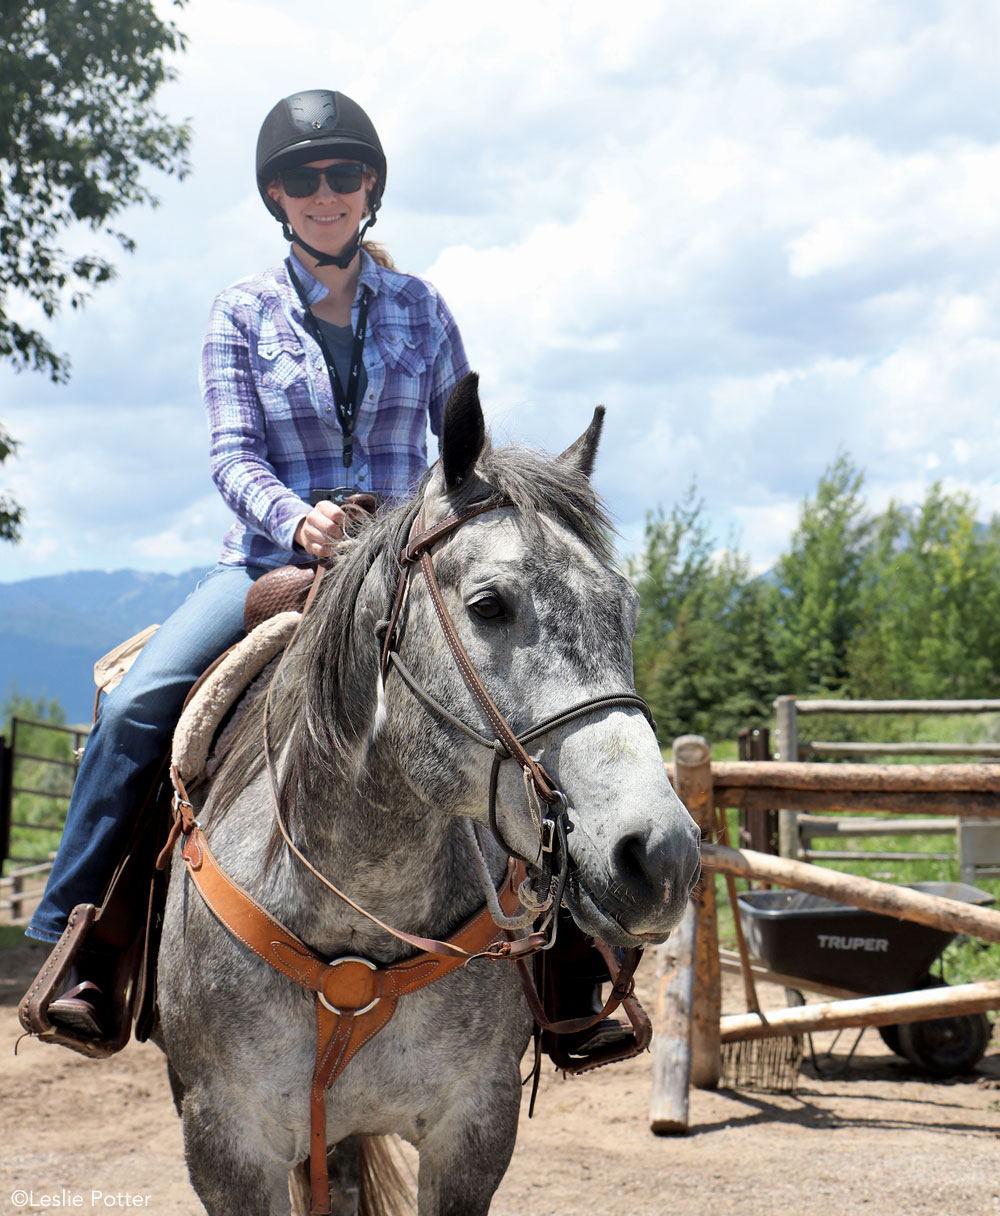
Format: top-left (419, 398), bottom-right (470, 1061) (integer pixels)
top-left (295, 500), bottom-right (348, 557)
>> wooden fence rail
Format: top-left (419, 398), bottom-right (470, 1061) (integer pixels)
top-left (0, 860), bottom-right (53, 925)
top-left (650, 740), bottom-right (1000, 1135)
top-left (665, 759), bottom-right (1000, 818)
top-left (788, 698), bottom-right (1000, 715)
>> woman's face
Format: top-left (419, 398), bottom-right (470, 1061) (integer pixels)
top-left (268, 158), bottom-right (375, 259)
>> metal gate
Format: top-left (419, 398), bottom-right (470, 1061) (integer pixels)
top-left (0, 717), bottom-right (89, 923)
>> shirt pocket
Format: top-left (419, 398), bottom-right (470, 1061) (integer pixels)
top-left (255, 325), bottom-right (308, 394)
top-left (380, 330), bottom-right (427, 379)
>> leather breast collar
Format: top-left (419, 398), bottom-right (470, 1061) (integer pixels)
top-left (175, 806), bottom-right (527, 1216)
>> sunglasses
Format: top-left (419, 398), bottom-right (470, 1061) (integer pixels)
top-left (280, 163), bottom-right (368, 198)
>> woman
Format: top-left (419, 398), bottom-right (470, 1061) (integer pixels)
top-left (27, 89), bottom-right (470, 1034)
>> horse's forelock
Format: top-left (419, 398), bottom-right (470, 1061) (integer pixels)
top-left (461, 443), bottom-right (614, 563)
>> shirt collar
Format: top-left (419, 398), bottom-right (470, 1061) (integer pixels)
top-left (287, 247), bottom-right (383, 307)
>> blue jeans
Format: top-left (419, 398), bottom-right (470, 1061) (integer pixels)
top-left (27, 563), bottom-right (266, 943)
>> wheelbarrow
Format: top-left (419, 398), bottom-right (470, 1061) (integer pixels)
top-left (737, 881), bottom-right (996, 1076)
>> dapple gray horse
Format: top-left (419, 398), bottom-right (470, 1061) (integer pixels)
top-left (156, 373), bottom-right (701, 1216)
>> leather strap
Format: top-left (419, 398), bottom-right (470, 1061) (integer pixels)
top-left (379, 499), bottom-right (655, 842)
top-left (381, 498), bottom-right (560, 805)
top-left (179, 823), bottom-right (529, 1214)
top-left (513, 944), bottom-right (642, 1036)
top-left (378, 499), bottom-right (512, 687)
top-left (417, 546), bottom-right (558, 803)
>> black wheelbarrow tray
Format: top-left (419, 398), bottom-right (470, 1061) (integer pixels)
top-left (737, 881), bottom-right (997, 1076)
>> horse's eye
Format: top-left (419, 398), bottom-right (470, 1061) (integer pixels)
top-left (469, 593), bottom-right (506, 621)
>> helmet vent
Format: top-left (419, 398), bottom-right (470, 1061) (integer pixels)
top-left (289, 92), bottom-right (338, 133)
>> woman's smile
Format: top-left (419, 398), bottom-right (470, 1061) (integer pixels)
top-left (268, 157), bottom-right (373, 256)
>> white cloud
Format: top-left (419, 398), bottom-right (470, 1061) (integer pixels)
top-left (3, 0), bottom-right (1000, 584)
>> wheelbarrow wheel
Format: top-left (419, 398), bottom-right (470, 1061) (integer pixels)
top-left (877, 974), bottom-right (943, 1057)
top-left (877, 1021), bottom-right (902, 1056)
top-left (896, 1009), bottom-right (992, 1077)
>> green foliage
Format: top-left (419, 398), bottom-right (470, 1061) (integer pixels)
top-left (1, 0), bottom-right (191, 382)
top-left (0, 1), bottom-right (191, 544)
top-left (630, 457), bottom-right (1000, 745)
top-left (3, 685), bottom-right (68, 737)
top-left (630, 485), bottom-right (779, 743)
top-left (848, 486), bottom-right (1000, 699)
top-left (0, 423), bottom-right (23, 542)
top-left (768, 451), bottom-right (873, 695)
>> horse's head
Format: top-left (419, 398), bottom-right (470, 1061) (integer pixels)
top-left (376, 372), bottom-right (701, 947)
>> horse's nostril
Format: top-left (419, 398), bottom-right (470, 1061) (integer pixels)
top-left (612, 832), bottom-right (650, 888)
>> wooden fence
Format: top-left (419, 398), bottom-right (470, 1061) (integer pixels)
top-left (773, 695), bottom-right (1000, 864)
top-left (0, 716), bottom-right (89, 924)
top-left (0, 861), bottom-right (52, 926)
top-left (650, 736), bottom-right (1000, 1133)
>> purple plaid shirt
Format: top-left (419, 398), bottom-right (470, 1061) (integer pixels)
top-left (202, 249), bottom-right (470, 569)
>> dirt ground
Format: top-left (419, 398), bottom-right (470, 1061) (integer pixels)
top-left (2, 935), bottom-right (999, 1216)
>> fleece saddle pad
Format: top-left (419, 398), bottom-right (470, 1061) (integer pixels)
top-left (171, 610), bottom-right (300, 792)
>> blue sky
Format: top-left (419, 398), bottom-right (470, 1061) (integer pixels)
top-left (2, 0), bottom-right (999, 582)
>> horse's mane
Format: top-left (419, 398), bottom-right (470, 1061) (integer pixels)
top-left (207, 437), bottom-right (614, 836)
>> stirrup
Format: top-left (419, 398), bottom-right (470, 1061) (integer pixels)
top-left (48, 979), bottom-right (106, 1037)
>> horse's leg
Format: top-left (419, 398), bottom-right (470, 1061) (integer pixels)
top-left (326, 1137), bottom-right (362, 1216)
top-left (165, 1057), bottom-right (185, 1117)
top-left (181, 1088), bottom-right (295, 1216)
top-left (415, 1086), bottom-right (521, 1216)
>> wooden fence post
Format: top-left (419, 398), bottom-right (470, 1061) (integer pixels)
top-left (671, 735), bottom-right (720, 1088)
top-left (774, 696), bottom-right (800, 859)
top-left (649, 901), bottom-right (697, 1133)
top-left (0, 735), bottom-right (12, 867)
top-left (11, 869), bottom-right (24, 924)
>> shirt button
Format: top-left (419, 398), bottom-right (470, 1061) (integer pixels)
top-left (326, 406), bottom-right (332, 412)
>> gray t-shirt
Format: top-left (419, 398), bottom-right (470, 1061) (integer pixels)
top-left (316, 317), bottom-right (369, 404)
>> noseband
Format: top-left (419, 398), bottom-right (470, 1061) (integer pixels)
top-left (377, 495), bottom-right (655, 882)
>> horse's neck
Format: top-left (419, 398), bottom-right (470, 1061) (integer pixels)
top-left (208, 773), bottom-right (486, 961)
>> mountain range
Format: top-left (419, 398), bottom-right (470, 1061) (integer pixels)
top-left (0, 568), bottom-right (210, 725)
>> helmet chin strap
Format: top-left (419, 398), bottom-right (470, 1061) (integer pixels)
top-left (281, 210), bottom-right (378, 270)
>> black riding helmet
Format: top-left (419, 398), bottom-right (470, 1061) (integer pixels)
top-left (256, 89), bottom-right (387, 269)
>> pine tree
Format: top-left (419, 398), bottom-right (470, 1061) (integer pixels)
top-left (769, 452), bottom-right (873, 695)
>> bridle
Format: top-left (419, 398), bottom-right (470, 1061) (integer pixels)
top-left (261, 490), bottom-right (655, 952)
top-left (376, 494), bottom-right (655, 923)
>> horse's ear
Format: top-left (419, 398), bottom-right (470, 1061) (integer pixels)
top-left (556, 406), bottom-right (605, 479)
top-left (441, 371), bottom-right (487, 490)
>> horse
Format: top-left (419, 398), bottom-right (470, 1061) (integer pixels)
top-left (155, 372), bottom-right (702, 1216)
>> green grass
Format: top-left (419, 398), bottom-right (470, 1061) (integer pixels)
top-left (802, 710), bottom-right (1000, 761)
top-left (0, 923), bottom-right (32, 951)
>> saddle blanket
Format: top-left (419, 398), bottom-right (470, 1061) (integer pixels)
top-left (171, 611), bottom-right (300, 792)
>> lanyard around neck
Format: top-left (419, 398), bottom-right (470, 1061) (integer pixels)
top-left (286, 258), bottom-right (370, 471)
